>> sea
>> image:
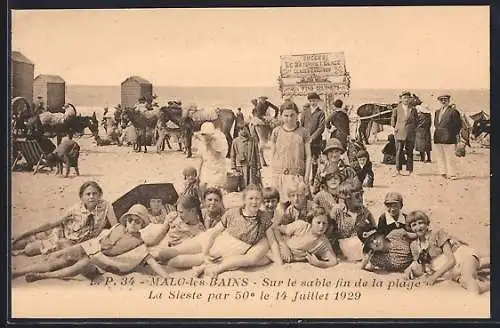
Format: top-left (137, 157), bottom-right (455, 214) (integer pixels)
top-left (65, 85), bottom-right (489, 119)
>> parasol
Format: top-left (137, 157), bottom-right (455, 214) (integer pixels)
top-left (112, 183), bottom-right (178, 219)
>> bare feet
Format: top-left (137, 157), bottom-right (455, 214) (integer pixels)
top-left (392, 171), bottom-right (401, 177)
top-left (25, 273), bottom-right (43, 283)
top-left (190, 265), bottom-right (205, 278)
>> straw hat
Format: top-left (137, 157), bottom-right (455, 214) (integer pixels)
top-left (437, 94), bottom-right (451, 101)
top-left (119, 204), bottom-right (150, 228)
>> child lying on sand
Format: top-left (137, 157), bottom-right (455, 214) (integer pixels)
top-left (13, 204), bottom-right (168, 282)
top-left (271, 206), bottom-right (338, 267)
top-left (404, 210), bottom-right (490, 295)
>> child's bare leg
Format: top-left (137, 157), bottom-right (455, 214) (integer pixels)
top-left (145, 256), bottom-right (168, 278)
top-left (22, 242), bottom-right (43, 257)
top-left (459, 257), bottom-right (482, 295)
top-left (90, 254), bottom-right (138, 274)
top-left (158, 240), bottom-right (202, 263)
top-left (168, 254), bottom-right (205, 269)
top-left (12, 246), bottom-right (85, 278)
top-left (25, 257), bottom-right (91, 282)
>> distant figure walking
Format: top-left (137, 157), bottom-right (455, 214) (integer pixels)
top-left (415, 104), bottom-right (432, 163)
top-left (433, 94), bottom-right (462, 180)
top-left (391, 91), bottom-right (418, 176)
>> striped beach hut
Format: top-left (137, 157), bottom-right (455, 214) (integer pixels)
top-left (33, 74), bottom-right (66, 112)
top-left (11, 51), bottom-right (34, 102)
top-left (121, 76), bottom-right (153, 109)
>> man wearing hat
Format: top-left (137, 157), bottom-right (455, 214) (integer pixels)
top-left (391, 90), bottom-right (419, 176)
top-left (305, 92), bottom-right (326, 180)
top-left (433, 94), bottom-right (462, 180)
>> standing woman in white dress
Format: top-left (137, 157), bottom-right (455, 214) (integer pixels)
top-left (193, 122), bottom-right (229, 190)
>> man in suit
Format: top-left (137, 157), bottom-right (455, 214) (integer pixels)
top-left (391, 90), bottom-right (418, 176)
top-left (305, 92), bottom-right (326, 181)
top-left (433, 94), bottom-right (462, 180)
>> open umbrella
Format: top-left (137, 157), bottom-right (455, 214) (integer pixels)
top-left (112, 183), bottom-right (178, 219)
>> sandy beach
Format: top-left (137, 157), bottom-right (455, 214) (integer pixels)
top-left (11, 130), bottom-right (490, 318)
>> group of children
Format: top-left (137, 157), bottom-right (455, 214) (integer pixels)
top-left (11, 97), bottom-right (489, 296)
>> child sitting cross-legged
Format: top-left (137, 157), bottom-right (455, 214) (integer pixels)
top-left (13, 204), bottom-right (169, 282)
top-left (271, 206), bottom-right (338, 267)
top-left (404, 210), bottom-right (490, 295)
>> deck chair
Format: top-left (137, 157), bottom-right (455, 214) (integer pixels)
top-left (12, 139), bottom-right (54, 175)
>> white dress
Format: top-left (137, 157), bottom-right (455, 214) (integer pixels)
top-left (194, 131), bottom-right (228, 188)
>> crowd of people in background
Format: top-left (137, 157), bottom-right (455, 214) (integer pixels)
top-left (11, 90), bottom-right (489, 296)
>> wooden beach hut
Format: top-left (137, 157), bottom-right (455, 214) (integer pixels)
top-left (33, 74), bottom-right (66, 112)
top-left (121, 76), bottom-right (153, 109)
top-left (11, 51), bottom-right (34, 102)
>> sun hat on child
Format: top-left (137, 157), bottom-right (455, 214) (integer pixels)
top-left (323, 138), bottom-right (345, 154)
top-left (119, 204), bottom-right (150, 228)
top-left (200, 122), bottom-right (216, 135)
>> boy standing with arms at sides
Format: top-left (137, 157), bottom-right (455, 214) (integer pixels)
top-left (304, 93), bottom-right (326, 181)
top-left (230, 123), bottom-right (262, 189)
top-left (270, 100), bottom-right (312, 204)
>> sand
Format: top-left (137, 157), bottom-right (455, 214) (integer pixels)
top-left (11, 131), bottom-right (490, 318)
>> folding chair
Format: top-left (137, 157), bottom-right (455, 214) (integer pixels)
top-left (12, 139), bottom-right (53, 175)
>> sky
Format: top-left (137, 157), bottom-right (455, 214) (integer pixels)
top-left (11, 6), bottom-right (489, 89)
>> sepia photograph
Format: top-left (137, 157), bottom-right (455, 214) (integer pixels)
top-left (9, 6), bottom-right (490, 319)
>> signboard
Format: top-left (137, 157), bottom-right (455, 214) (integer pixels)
top-left (280, 82), bottom-right (348, 97)
top-left (280, 52), bottom-right (346, 78)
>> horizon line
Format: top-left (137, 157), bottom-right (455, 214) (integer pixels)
top-left (66, 84), bottom-right (490, 91)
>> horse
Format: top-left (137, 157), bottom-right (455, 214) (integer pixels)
top-left (248, 117), bottom-right (280, 167)
top-left (160, 106), bottom-right (235, 158)
top-left (356, 94), bottom-right (423, 145)
top-left (100, 115), bottom-right (122, 146)
top-left (26, 111), bottom-right (100, 144)
top-left (120, 107), bottom-right (166, 153)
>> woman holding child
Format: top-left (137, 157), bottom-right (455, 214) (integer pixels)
top-left (12, 181), bottom-right (118, 257)
top-left (156, 184), bottom-right (281, 277)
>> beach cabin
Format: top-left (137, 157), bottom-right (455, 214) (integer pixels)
top-left (121, 76), bottom-right (153, 109)
top-left (33, 74), bottom-right (66, 112)
top-left (11, 51), bottom-right (34, 102)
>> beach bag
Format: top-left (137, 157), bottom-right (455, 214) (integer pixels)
top-left (455, 142), bottom-right (466, 157)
